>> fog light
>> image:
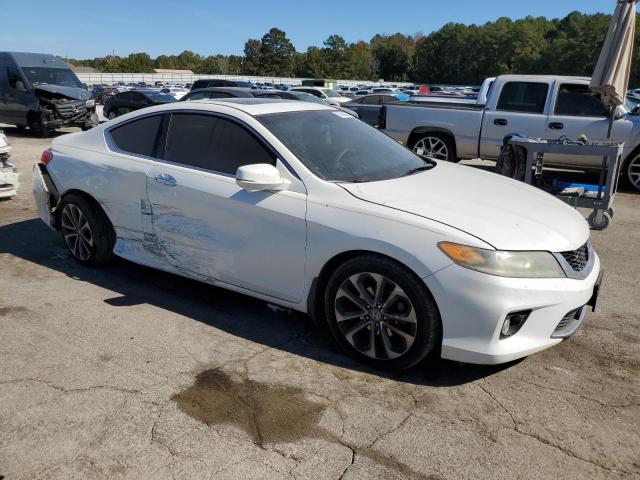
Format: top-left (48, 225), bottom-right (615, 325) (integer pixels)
top-left (500, 310), bottom-right (531, 339)
top-left (501, 318), bottom-right (511, 336)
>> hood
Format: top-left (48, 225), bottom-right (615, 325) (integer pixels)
top-left (341, 161), bottom-right (589, 252)
top-left (34, 84), bottom-right (91, 101)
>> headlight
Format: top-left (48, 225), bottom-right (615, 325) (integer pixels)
top-left (85, 99), bottom-right (95, 108)
top-left (438, 242), bottom-right (565, 278)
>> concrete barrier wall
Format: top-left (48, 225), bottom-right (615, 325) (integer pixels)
top-left (75, 72), bottom-right (412, 88)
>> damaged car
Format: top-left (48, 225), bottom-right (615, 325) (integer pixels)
top-left (0, 52), bottom-right (98, 137)
top-left (0, 130), bottom-right (18, 199)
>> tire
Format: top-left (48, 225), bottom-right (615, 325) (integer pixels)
top-left (323, 255), bottom-right (441, 371)
top-left (495, 144), bottom-right (526, 181)
top-left (58, 194), bottom-right (114, 266)
top-left (410, 133), bottom-right (458, 162)
top-left (588, 210), bottom-right (611, 231)
top-left (28, 115), bottom-right (50, 138)
top-left (107, 110), bottom-right (118, 120)
top-left (621, 152), bottom-right (640, 192)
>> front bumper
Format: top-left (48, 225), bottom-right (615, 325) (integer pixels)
top-left (423, 253), bottom-right (601, 365)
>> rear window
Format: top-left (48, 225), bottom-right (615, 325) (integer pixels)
top-left (496, 82), bottom-right (548, 114)
top-left (109, 115), bottom-right (163, 158)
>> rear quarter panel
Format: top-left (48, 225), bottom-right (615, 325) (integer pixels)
top-left (48, 128), bottom-right (150, 240)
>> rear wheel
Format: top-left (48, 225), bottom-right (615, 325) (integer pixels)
top-left (324, 255), bottom-right (441, 370)
top-left (410, 133), bottom-right (457, 162)
top-left (59, 194), bottom-right (114, 266)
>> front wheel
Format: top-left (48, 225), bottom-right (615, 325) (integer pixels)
top-left (410, 133), bottom-right (458, 162)
top-left (28, 116), bottom-right (50, 138)
top-left (107, 110), bottom-right (118, 120)
top-left (324, 255), bottom-right (441, 370)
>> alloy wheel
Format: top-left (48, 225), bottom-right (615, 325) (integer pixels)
top-left (628, 154), bottom-right (640, 190)
top-left (333, 272), bottom-right (417, 360)
top-left (61, 204), bottom-right (94, 261)
top-left (413, 136), bottom-right (449, 160)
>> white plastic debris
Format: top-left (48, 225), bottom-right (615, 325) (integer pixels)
top-left (0, 130), bottom-right (18, 199)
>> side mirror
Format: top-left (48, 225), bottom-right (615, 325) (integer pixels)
top-left (15, 80), bottom-right (26, 92)
top-left (236, 164), bottom-right (291, 192)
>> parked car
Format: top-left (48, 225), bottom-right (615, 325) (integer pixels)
top-left (380, 74), bottom-right (640, 190)
top-left (160, 87), bottom-right (189, 100)
top-left (289, 87), bottom-right (351, 106)
top-left (33, 98), bottom-right (601, 370)
top-left (103, 90), bottom-right (176, 119)
top-left (344, 93), bottom-right (410, 126)
top-left (0, 52), bottom-right (98, 136)
top-left (180, 87), bottom-right (359, 117)
top-left (190, 79), bottom-right (254, 90)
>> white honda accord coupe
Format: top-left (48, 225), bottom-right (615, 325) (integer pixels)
top-left (33, 98), bottom-right (602, 370)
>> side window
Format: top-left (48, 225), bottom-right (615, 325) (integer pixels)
top-left (118, 92), bottom-right (132, 102)
top-left (165, 113), bottom-right (275, 174)
top-left (130, 92), bottom-right (146, 103)
top-left (554, 84), bottom-right (608, 117)
top-left (496, 82), bottom-right (548, 114)
top-left (382, 95), bottom-right (399, 104)
top-left (361, 96), bottom-right (381, 105)
top-left (7, 67), bottom-right (21, 89)
top-left (208, 92), bottom-right (232, 98)
top-left (186, 92), bottom-right (209, 101)
top-left (109, 115), bottom-right (164, 158)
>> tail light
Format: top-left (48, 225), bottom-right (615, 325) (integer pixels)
top-left (39, 148), bottom-right (53, 166)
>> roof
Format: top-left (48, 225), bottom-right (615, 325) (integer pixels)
top-left (154, 68), bottom-right (194, 74)
top-left (496, 74), bottom-right (592, 83)
top-left (2, 52), bottom-right (71, 69)
top-left (150, 97), bottom-right (332, 116)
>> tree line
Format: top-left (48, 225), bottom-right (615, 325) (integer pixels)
top-left (69, 11), bottom-right (640, 86)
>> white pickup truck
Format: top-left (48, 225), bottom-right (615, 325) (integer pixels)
top-left (381, 75), bottom-right (640, 191)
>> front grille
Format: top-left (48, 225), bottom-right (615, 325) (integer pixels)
top-left (56, 101), bottom-right (87, 119)
top-left (551, 306), bottom-right (585, 338)
top-left (560, 242), bottom-right (589, 272)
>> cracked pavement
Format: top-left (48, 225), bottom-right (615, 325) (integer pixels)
top-left (1, 127), bottom-right (639, 479)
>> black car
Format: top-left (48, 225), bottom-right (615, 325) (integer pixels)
top-left (181, 87), bottom-right (282, 101)
top-left (190, 79), bottom-right (254, 90)
top-left (103, 89), bottom-right (176, 119)
top-left (0, 51), bottom-right (98, 136)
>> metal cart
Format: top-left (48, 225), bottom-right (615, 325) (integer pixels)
top-left (506, 137), bottom-right (624, 230)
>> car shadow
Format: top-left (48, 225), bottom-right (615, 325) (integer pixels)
top-left (0, 217), bottom-right (516, 387)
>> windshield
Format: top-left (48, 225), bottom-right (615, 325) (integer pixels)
top-left (22, 67), bottom-right (83, 88)
top-left (258, 110), bottom-right (430, 182)
top-left (146, 92), bottom-right (176, 102)
top-left (288, 91), bottom-right (325, 104)
top-left (323, 89), bottom-right (342, 98)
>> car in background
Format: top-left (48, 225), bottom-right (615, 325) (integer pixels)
top-left (289, 86), bottom-right (351, 106)
top-left (180, 87), bottom-right (358, 117)
top-left (625, 94), bottom-right (640, 113)
top-left (103, 90), bottom-right (176, 119)
top-left (343, 92), bottom-right (410, 126)
top-left (191, 79), bottom-right (254, 90)
top-left (372, 87), bottom-right (396, 94)
top-left (160, 87), bottom-right (189, 100)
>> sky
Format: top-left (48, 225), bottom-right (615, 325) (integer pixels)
top-left (1, 0), bottom-right (627, 59)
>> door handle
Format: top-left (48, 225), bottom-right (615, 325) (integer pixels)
top-left (494, 118), bottom-right (508, 126)
top-left (154, 173), bottom-right (176, 186)
top-left (549, 122), bottom-right (564, 130)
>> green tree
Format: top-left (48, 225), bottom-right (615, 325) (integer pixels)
top-left (259, 28), bottom-right (296, 76)
top-left (243, 39), bottom-right (262, 75)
